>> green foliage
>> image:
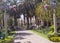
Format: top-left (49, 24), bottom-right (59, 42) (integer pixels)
top-left (0, 31), bottom-right (15, 43)
top-left (31, 30), bottom-right (48, 39)
top-left (58, 0), bottom-right (60, 2)
top-left (4, 36), bottom-right (13, 43)
top-left (48, 31), bottom-right (60, 42)
top-left (56, 6), bottom-right (60, 18)
top-left (48, 31), bottom-right (54, 35)
top-left (0, 10), bottom-right (3, 25)
top-left (49, 36), bottom-right (60, 42)
top-left (0, 10), bottom-right (2, 14)
top-left (35, 2), bottom-right (53, 23)
top-left (48, 25), bottom-right (60, 42)
top-left (9, 31), bottom-right (15, 35)
top-left (48, 31), bottom-right (54, 38)
top-left (48, 25), bottom-right (54, 39)
top-left (7, 18), bottom-right (13, 26)
top-left (0, 40), bottom-right (4, 43)
top-left (49, 25), bottom-right (54, 32)
top-left (35, 3), bottom-right (45, 20)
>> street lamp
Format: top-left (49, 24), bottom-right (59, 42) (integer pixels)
top-left (44, 0), bottom-right (57, 35)
top-left (2, 0), bottom-right (8, 37)
top-left (2, 0), bottom-right (12, 37)
top-left (50, 0), bottom-right (57, 35)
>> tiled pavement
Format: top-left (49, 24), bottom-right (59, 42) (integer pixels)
top-left (13, 30), bottom-right (54, 43)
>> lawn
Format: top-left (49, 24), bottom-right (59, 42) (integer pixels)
top-left (30, 30), bottom-right (48, 39)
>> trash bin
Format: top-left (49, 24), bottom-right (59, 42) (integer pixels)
top-left (1, 32), bottom-right (5, 40)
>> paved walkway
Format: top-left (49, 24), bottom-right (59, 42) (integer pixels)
top-left (13, 30), bottom-right (53, 43)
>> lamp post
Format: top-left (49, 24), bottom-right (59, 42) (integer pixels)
top-left (50, 0), bottom-right (57, 35)
top-left (44, 0), bottom-right (57, 35)
top-left (2, 0), bottom-right (8, 37)
top-left (2, 0), bottom-right (12, 37)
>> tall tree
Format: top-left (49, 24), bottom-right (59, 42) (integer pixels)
top-left (35, 2), bottom-right (52, 27)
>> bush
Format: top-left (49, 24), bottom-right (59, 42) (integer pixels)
top-left (50, 25), bottom-right (60, 33)
top-left (4, 38), bottom-right (13, 43)
top-left (48, 31), bottom-right (54, 38)
top-left (0, 40), bottom-right (4, 43)
top-left (7, 18), bottom-right (13, 26)
top-left (57, 27), bottom-right (60, 33)
top-left (57, 33), bottom-right (60, 36)
top-left (48, 25), bottom-right (60, 38)
top-left (49, 25), bottom-right (54, 32)
top-left (9, 31), bottom-right (15, 35)
top-left (49, 36), bottom-right (60, 42)
top-left (48, 31), bottom-right (60, 42)
top-left (4, 36), bottom-right (14, 43)
top-left (48, 25), bottom-right (54, 39)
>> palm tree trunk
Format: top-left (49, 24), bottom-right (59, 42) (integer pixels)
top-left (30, 17), bottom-right (32, 25)
top-left (24, 15), bottom-right (25, 25)
top-left (14, 13), bottom-right (17, 30)
top-left (27, 17), bottom-right (29, 30)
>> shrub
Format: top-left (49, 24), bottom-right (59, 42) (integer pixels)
top-left (48, 31), bottom-right (60, 42)
top-left (4, 36), bottom-right (14, 43)
top-left (48, 25), bottom-right (54, 39)
top-left (50, 25), bottom-right (60, 33)
top-left (5, 38), bottom-right (13, 43)
top-left (0, 40), bottom-right (5, 43)
top-left (49, 36), bottom-right (60, 42)
top-left (0, 40), bottom-right (3, 43)
top-left (7, 18), bottom-right (13, 26)
top-left (48, 25), bottom-right (60, 42)
top-left (48, 31), bottom-right (54, 38)
top-left (9, 31), bottom-right (15, 35)
top-left (57, 33), bottom-right (60, 36)
top-left (49, 25), bottom-right (54, 32)
top-left (57, 27), bottom-right (60, 33)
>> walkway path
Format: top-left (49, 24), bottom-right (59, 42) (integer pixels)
top-left (13, 30), bottom-right (53, 43)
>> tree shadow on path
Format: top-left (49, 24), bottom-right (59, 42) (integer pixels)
top-left (14, 32), bottom-right (32, 40)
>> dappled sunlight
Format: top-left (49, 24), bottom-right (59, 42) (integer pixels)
top-left (0, 0), bottom-right (60, 43)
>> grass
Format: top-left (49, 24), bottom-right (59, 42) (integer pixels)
top-left (30, 30), bottom-right (48, 39)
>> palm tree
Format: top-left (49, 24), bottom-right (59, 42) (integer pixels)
top-left (35, 1), bottom-right (52, 27)
top-left (23, 0), bottom-right (35, 29)
top-left (35, 3), bottom-right (45, 26)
